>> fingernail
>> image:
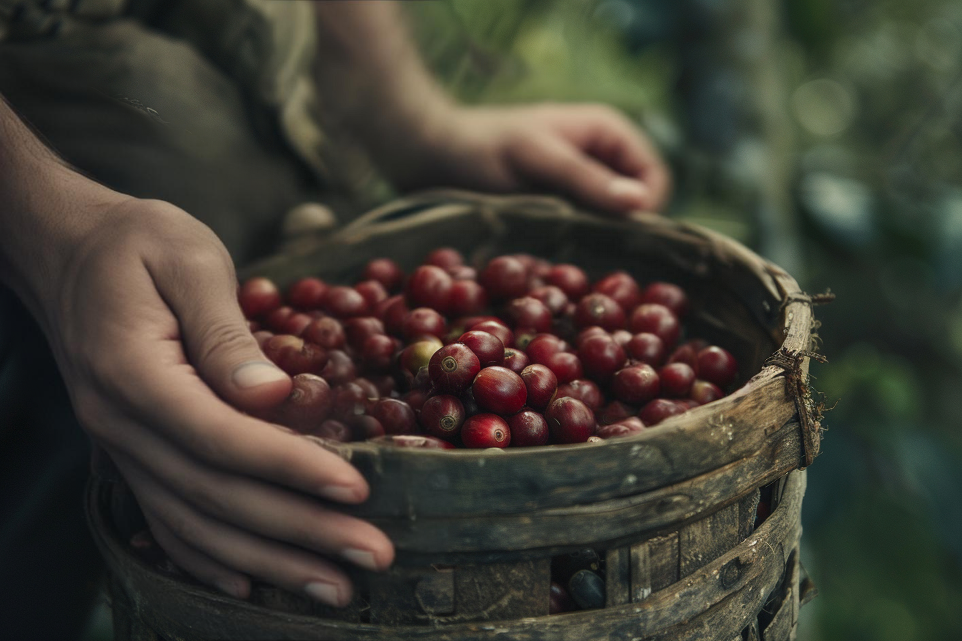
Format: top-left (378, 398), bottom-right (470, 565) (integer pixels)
top-left (609, 177), bottom-right (649, 204)
top-left (232, 361), bottom-right (288, 389)
top-left (213, 578), bottom-right (243, 599)
top-left (305, 581), bottom-right (342, 606)
top-left (342, 548), bottom-right (378, 571)
top-left (320, 484), bottom-right (363, 503)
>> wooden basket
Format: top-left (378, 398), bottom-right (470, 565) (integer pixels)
top-left (87, 191), bottom-right (823, 640)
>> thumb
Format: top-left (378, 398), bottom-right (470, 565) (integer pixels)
top-left (151, 253), bottom-right (292, 411)
top-left (509, 134), bottom-right (651, 213)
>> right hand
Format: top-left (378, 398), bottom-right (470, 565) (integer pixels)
top-left (30, 195), bottom-right (394, 605)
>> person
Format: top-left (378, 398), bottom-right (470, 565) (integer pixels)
top-left (0, 1), bottom-right (670, 636)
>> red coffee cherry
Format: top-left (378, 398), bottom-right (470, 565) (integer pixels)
top-left (507, 410), bottom-right (550, 447)
top-left (626, 332), bottom-right (665, 366)
top-left (628, 304), bottom-right (680, 348)
top-left (425, 247), bottom-right (464, 270)
top-left (362, 258), bottom-right (404, 291)
top-left (402, 307), bottom-right (447, 341)
top-left (639, 398), bottom-right (689, 426)
top-left (284, 313), bottom-right (313, 336)
top-left (370, 434), bottom-right (456, 449)
top-left (505, 296), bottom-right (553, 333)
top-left (286, 277), bottom-right (328, 310)
top-left (592, 271), bottom-right (642, 311)
top-left (642, 282), bottom-right (689, 318)
top-left (480, 256), bottom-right (529, 300)
top-left (360, 334), bottom-right (399, 374)
top-left (611, 364), bottom-right (660, 405)
top-left (239, 277), bottom-right (282, 319)
top-left (578, 335), bottom-right (627, 383)
top-left (544, 351), bottom-right (583, 384)
top-left (265, 305), bottom-right (295, 332)
top-left (473, 366), bottom-right (528, 415)
top-left (406, 265), bottom-right (453, 313)
top-left (697, 346), bottom-right (738, 387)
top-left (447, 265), bottom-right (477, 281)
top-left (303, 317), bottom-right (346, 350)
top-left (520, 364), bottom-right (558, 411)
top-left (322, 286), bottom-right (370, 319)
top-left (263, 334), bottom-right (328, 375)
top-left (458, 330), bottom-right (505, 367)
top-left (574, 293), bottom-right (626, 332)
top-left (319, 349), bottom-right (356, 386)
top-left (545, 397), bottom-right (595, 444)
top-left (550, 581), bottom-right (578, 614)
top-left (331, 382), bottom-right (370, 422)
top-left (597, 400), bottom-right (636, 425)
top-left (263, 373), bottom-right (332, 433)
top-left (659, 362), bottom-right (696, 398)
top-left (666, 343), bottom-right (699, 370)
top-left (419, 394), bottom-right (466, 441)
top-left (371, 398), bottom-right (417, 435)
top-left (527, 333), bottom-right (569, 365)
top-left (529, 285), bottom-right (569, 316)
top-left (690, 379), bottom-right (724, 405)
top-left (502, 348), bottom-right (530, 373)
top-left (546, 264), bottom-right (590, 300)
top-left (350, 415), bottom-right (385, 440)
top-left (377, 295), bottom-right (409, 336)
top-left (461, 413), bottom-right (512, 448)
top-left (556, 378), bottom-right (604, 412)
top-left (470, 319), bottom-right (514, 349)
top-left (448, 280), bottom-right (488, 317)
top-left (354, 279), bottom-right (389, 309)
top-left (596, 418), bottom-right (646, 439)
top-left (344, 317), bottom-right (385, 351)
top-left (429, 343), bottom-right (481, 394)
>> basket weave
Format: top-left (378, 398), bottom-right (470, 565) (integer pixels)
top-left (87, 191), bottom-right (823, 640)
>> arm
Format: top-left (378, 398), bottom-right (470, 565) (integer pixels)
top-left (312, 1), bottom-right (671, 212)
top-left (0, 96), bottom-right (393, 605)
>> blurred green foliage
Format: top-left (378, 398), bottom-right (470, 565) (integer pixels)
top-left (409, 1), bottom-right (962, 639)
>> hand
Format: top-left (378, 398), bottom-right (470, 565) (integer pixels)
top-left (34, 196), bottom-right (393, 605)
top-left (391, 103), bottom-right (671, 213)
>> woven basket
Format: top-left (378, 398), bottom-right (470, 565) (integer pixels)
top-left (87, 191), bottom-right (823, 641)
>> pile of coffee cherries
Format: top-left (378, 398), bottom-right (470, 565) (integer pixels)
top-left (239, 249), bottom-right (738, 449)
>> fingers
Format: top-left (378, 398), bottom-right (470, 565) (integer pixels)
top-left (114, 449), bottom-right (356, 607)
top-left (147, 241), bottom-right (292, 413)
top-left (108, 418), bottom-right (393, 571)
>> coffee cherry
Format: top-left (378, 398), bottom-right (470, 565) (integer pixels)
top-left (575, 326), bottom-right (610, 347)
top-left (544, 264), bottom-right (588, 300)
top-left (529, 285), bottom-right (569, 316)
top-left (502, 348), bottom-right (530, 373)
top-left (596, 419), bottom-right (646, 439)
top-left (447, 265), bottom-right (477, 281)
top-left (265, 305), bottom-right (295, 332)
top-left (402, 388), bottom-right (430, 413)
top-left (286, 277), bottom-right (328, 310)
top-left (505, 297), bottom-right (553, 333)
top-left (527, 333), bottom-right (569, 365)
top-left (425, 247), bottom-right (464, 269)
top-left (507, 410), bottom-right (549, 447)
top-left (659, 362), bottom-right (696, 398)
top-left (629, 304), bottom-right (680, 347)
top-left (574, 293), bottom-right (626, 332)
top-left (354, 279), bottom-right (388, 309)
top-left (544, 351), bottom-right (583, 384)
top-left (593, 271), bottom-right (642, 311)
top-left (448, 280), bottom-right (488, 317)
top-left (556, 379), bottom-right (603, 412)
top-left (545, 397), bottom-right (595, 444)
top-left (549, 581), bottom-right (577, 614)
top-left (473, 366), bottom-right (527, 415)
top-left (316, 419), bottom-right (351, 442)
top-left (369, 374), bottom-right (396, 397)
top-left (264, 373), bottom-right (332, 433)
top-left (666, 343), bottom-right (699, 370)
top-left (461, 386), bottom-right (481, 416)
top-left (322, 286), bottom-right (370, 319)
top-left (344, 317), bottom-right (385, 350)
top-left (638, 398), bottom-right (688, 425)
top-left (376, 295), bottom-right (409, 337)
top-left (520, 364), bottom-right (558, 410)
top-left (398, 338), bottom-right (443, 377)
top-left (303, 317), bottom-right (346, 350)
top-left (697, 346), bottom-right (738, 387)
top-left (626, 332), bottom-right (665, 366)
top-left (480, 256), bottom-right (529, 300)
top-left (263, 335), bottom-right (328, 375)
top-left (239, 277), bottom-right (282, 318)
top-left (361, 334), bottom-right (398, 373)
top-left (402, 307), bottom-right (447, 341)
top-left (331, 382), bottom-right (372, 421)
top-left (458, 330), bottom-right (505, 367)
top-left (461, 414), bottom-right (511, 448)
top-left (285, 313), bottom-right (313, 336)
top-left (362, 258), bottom-right (404, 291)
top-left (353, 377), bottom-right (380, 400)
top-left (371, 398), bottom-right (417, 435)
top-left (429, 343), bottom-right (481, 394)
top-left (470, 319), bottom-right (514, 348)
top-left (320, 349), bottom-right (356, 386)
top-left (597, 400), bottom-right (636, 425)
top-left (690, 379), bottom-right (724, 405)
top-left (371, 434), bottom-right (455, 449)
top-left (578, 335), bottom-right (627, 383)
top-left (420, 394), bottom-right (466, 441)
top-left (350, 415), bottom-right (385, 440)
top-left (406, 265), bottom-right (453, 312)
top-left (642, 282), bottom-right (689, 318)
top-left (611, 365), bottom-right (660, 405)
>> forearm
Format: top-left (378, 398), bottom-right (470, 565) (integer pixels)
top-left (312, 1), bottom-right (453, 169)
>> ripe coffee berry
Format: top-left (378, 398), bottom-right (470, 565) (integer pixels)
top-left (574, 293), bottom-right (625, 332)
top-left (529, 285), bottom-right (569, 316)
top-left (592, 271), bottom-right (641, 311)
top-left (320, 349), bottom-right (356, 386)
top-left (544, 351), bottom-right (583, 384)
top-left (639, 398), bottom-right (689, 426)
top-left (371, 398), bottom-right (417, 435)
top-left (642, 281), bottom-right (689, 318)
top-left (629, 304), bottom-right (680, 348)
top-left (406, 265), bottom-right (453, 312)
top-left (461, 414), bottom-right (511, 448)
top-left (696, 346), bottom-right (738, 387)
top-left (263, 374), bottom-right (332, 433)
top-left (597, 400), bottom-right (636, 425)
top-left (354, 279), bottom-right (388, 308)
top-left (556, 379), bottom-right (603, 412)
top-left (690, 379), bottom-right (724, 405)
top-left (480, 256), bottom-right (529, 300)
top-left (361, 334), bottom-right (398, 373)
top-left (322, 286), bottom-right (370, 319)
top-left (546, 264), bottom-right (590, 300)
top-left (527, 333), bottom-right (569, 365)
top-left (425, 247), bottom-right (464, 269)
top-left (596, 419), bottom-right (646, 439)
top-left (507, 410), bottom-right (550, 447)
top-left (448, 280), bottom-right (488, 317)
top-left (377, 295), bottom-right (409, 336)
top-left (303, 317), bottom-right (346, 350)
top-left (473, 366), bottom-right (528, 415)
top-left (505, 297), bottom-right (553, 333)
top-left (611, 364), bottom-right (660, 405)
top-left (578, 335), bottom-right (627, 383)
top-left (545, 397), bottom-right (595, 444)
top-left (626, 332), bottom-right (665, 366)
top-left (286, 277), bottom-right (328, 310)
top-left (502, 348), bottom-right (530, 373)
top-left (263, 335), bottom-right (328, 375)
top-left (239, 277), bottom-right (282, 318)
top-left (344, 317), bottom-right (385, 350)
top-left (458, 330), bottom-right (505, 367)
top-left (520, 364), bottom-right (558, 410)
top-left (351, 415), bottom-right (386, 440)
top-left (362, 258), bottom-right (404, 291)
top-left (447, 265), bottom-right (477, 281)
top-left (265, 305), bottom-right (295, 332)
top-left (470, 319), bottom-right (514, 349)
top-left (659, 362), bottom-right (696, 398)
top-left (402, 307), bottom-right (447, 340)
top-left (429, 343), bottom-right (481, 394)
top-left (420, 394), bottom-right (466, 441)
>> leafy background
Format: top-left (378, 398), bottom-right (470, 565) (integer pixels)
top-left (81, 1), bottom-right (962, 639)
top-left (406, 1), bottom-right (962, 640)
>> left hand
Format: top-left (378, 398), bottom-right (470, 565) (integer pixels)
top-left (391, 103), bottom-right (671, 214)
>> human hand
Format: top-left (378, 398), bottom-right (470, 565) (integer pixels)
top-left (389, 103), bottom-right (671, 213)
top-left (30, 196), bottom-right (393, 606)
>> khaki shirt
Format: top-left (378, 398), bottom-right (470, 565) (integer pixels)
top-left (0, 0), bottom-right (329, 181)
